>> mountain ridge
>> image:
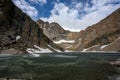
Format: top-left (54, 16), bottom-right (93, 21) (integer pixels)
top-left (38, 8), bottom-right (120, 52)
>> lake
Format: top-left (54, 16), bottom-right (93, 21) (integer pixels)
top-left (0, 52), bottom-right (120, 80)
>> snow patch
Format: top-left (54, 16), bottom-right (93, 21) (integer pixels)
top-left (65, 50), bottom-right (72, 52)
top-left (55, 55), bottom-right (77, 58)
top-left (47, 45), bottom-right (61, 52)
top-left (34, 45), bottom-right (52, 53)
top-left (101, 45), bottom-right (109, 49)
top-left (82, 45), bottom-right (99, 52)
top-left (16, 36), bottom-right (21, 41)
top-left (26, 48), bottom-right (41, 53)
top-left (101, 37), bottom-right (120, 49)
top-left (26, 45), bottom-right (52, 55)
top-left (54, 40), bottom-right (75, 44)
top-left (82, 49), bottom-right (88, 52)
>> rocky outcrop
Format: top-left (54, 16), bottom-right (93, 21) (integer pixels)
top-left (37, 21), bottom-right (66, 41)
top-left (109, 59), bottom-right (120, 67)
top-left (0, 48), bottom-right (22, 54)
top-left (0, 0), bottom-right (63, 54)
top-left (101, 37), bottom-right (120, 52)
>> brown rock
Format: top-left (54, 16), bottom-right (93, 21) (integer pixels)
top-left (101, 37), bottom-right (120, 52)
top-left (0, 48), bottom-right (22, 54)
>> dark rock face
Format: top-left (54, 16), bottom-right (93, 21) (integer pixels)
top-left (0, 0), bottom-right (63, 53)
top-left (37, 21), bottom-right (66, 41)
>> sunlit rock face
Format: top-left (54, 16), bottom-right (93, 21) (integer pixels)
top-left (81, 8), bottom-right (120, 49)
top-left (81, 8), bottom-right (120, 52)
top-left (101, 37), bottom-right (120, 52)
top-left (0, 0), bottom-right (63, 54)
top-left (39, 8), bottom-right (120, 52)
top-left (77, 8), bottom-right (120, 52)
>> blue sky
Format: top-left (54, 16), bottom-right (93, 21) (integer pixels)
top-left (13, 0), bottom-right (120, 31)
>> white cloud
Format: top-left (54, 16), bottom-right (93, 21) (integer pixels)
top-left (28, 0), bottom-right (47, 5)
top-left (41, 0), bottom-right (120, 32)
top-left (13, 0), bottom-right (38, 19)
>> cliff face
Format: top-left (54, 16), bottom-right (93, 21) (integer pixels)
top-left (81, 8), bottom-right (120, 49)
top-left (40, 8), bottom-right (120, 52)
top-left (37, 20), bottom-right (80, 51)
top-left (72, 8), bottom-right (120, 52)
top-left (37, 21), bottom-right (65, 41)
top-left (76, 8), bottom-right (120, 52)
top-left (0, 0), bottom-right (63, 53)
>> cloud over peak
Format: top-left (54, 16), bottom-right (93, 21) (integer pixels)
top-left (41, 0), bottom-right (120, 31)
top-left (13, 0), bottom-right (120, 31)
top-left (28, 0), bottom-right (47, 5)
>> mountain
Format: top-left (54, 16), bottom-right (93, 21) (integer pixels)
top-left (0, 0), bottom-right (64, 54)
top-left (37, 21), bottom-right (66, 41)
top-left (76, 8), bottom-right (120, 52)
top-left (39, 8), bottom-right (120, 52)
top-left (37, 20), bottom-right (82, 51)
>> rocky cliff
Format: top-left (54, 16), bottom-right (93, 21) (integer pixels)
top-left (37, 20), bottom-right (83, 51)
top-left (77, 8), bottom-right (120, 52)
top-left (40, 8), bottom-right (120, 52)
top-left (0, 0), bottom-right (63, 54)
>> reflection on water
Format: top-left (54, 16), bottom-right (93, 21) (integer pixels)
top-left (0, 53), bottom-right (120, 80)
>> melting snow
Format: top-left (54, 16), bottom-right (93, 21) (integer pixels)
top-left (55, 55), bottom-right (77, 58)
top-left (54, 40), bottom-right (75, 44)
top-left (65, 50), bottom-right (72, 52)
top-left (34, 45), bottom-right (52, 53)
top-left (26, 45), bottom-right (52, 55)
top-left (47, 45), bottom-right (61, 52)
top-left (82, 45), bottom-right (99, 52)
top-left (26, 48), bottom-right (41, 53)
top-left (82, 49), bottom-right (88, 52)
top-left (101, 45), bottom-right (109, 49)
top-left (16, 36), bottom-right (21, 41)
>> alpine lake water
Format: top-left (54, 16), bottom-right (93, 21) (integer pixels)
top-left (0, 52), bottom-right (120, 80)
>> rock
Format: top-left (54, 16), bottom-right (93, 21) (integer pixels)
top-left (84, 45), bottom-right (101, 51)
top-left (81, 8), bottom-right (120, 49)
top-left (0, 0), bottom-right (64, 54)
top-left (101, 37), bottom-right (120, 52)
top-left (109, 59), bottom-right (120, 67)
top-left (0, 48), bottom-right (22, 54)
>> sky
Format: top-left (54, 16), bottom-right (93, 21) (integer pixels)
top-left (13, 0), bottom-right (120, 32)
